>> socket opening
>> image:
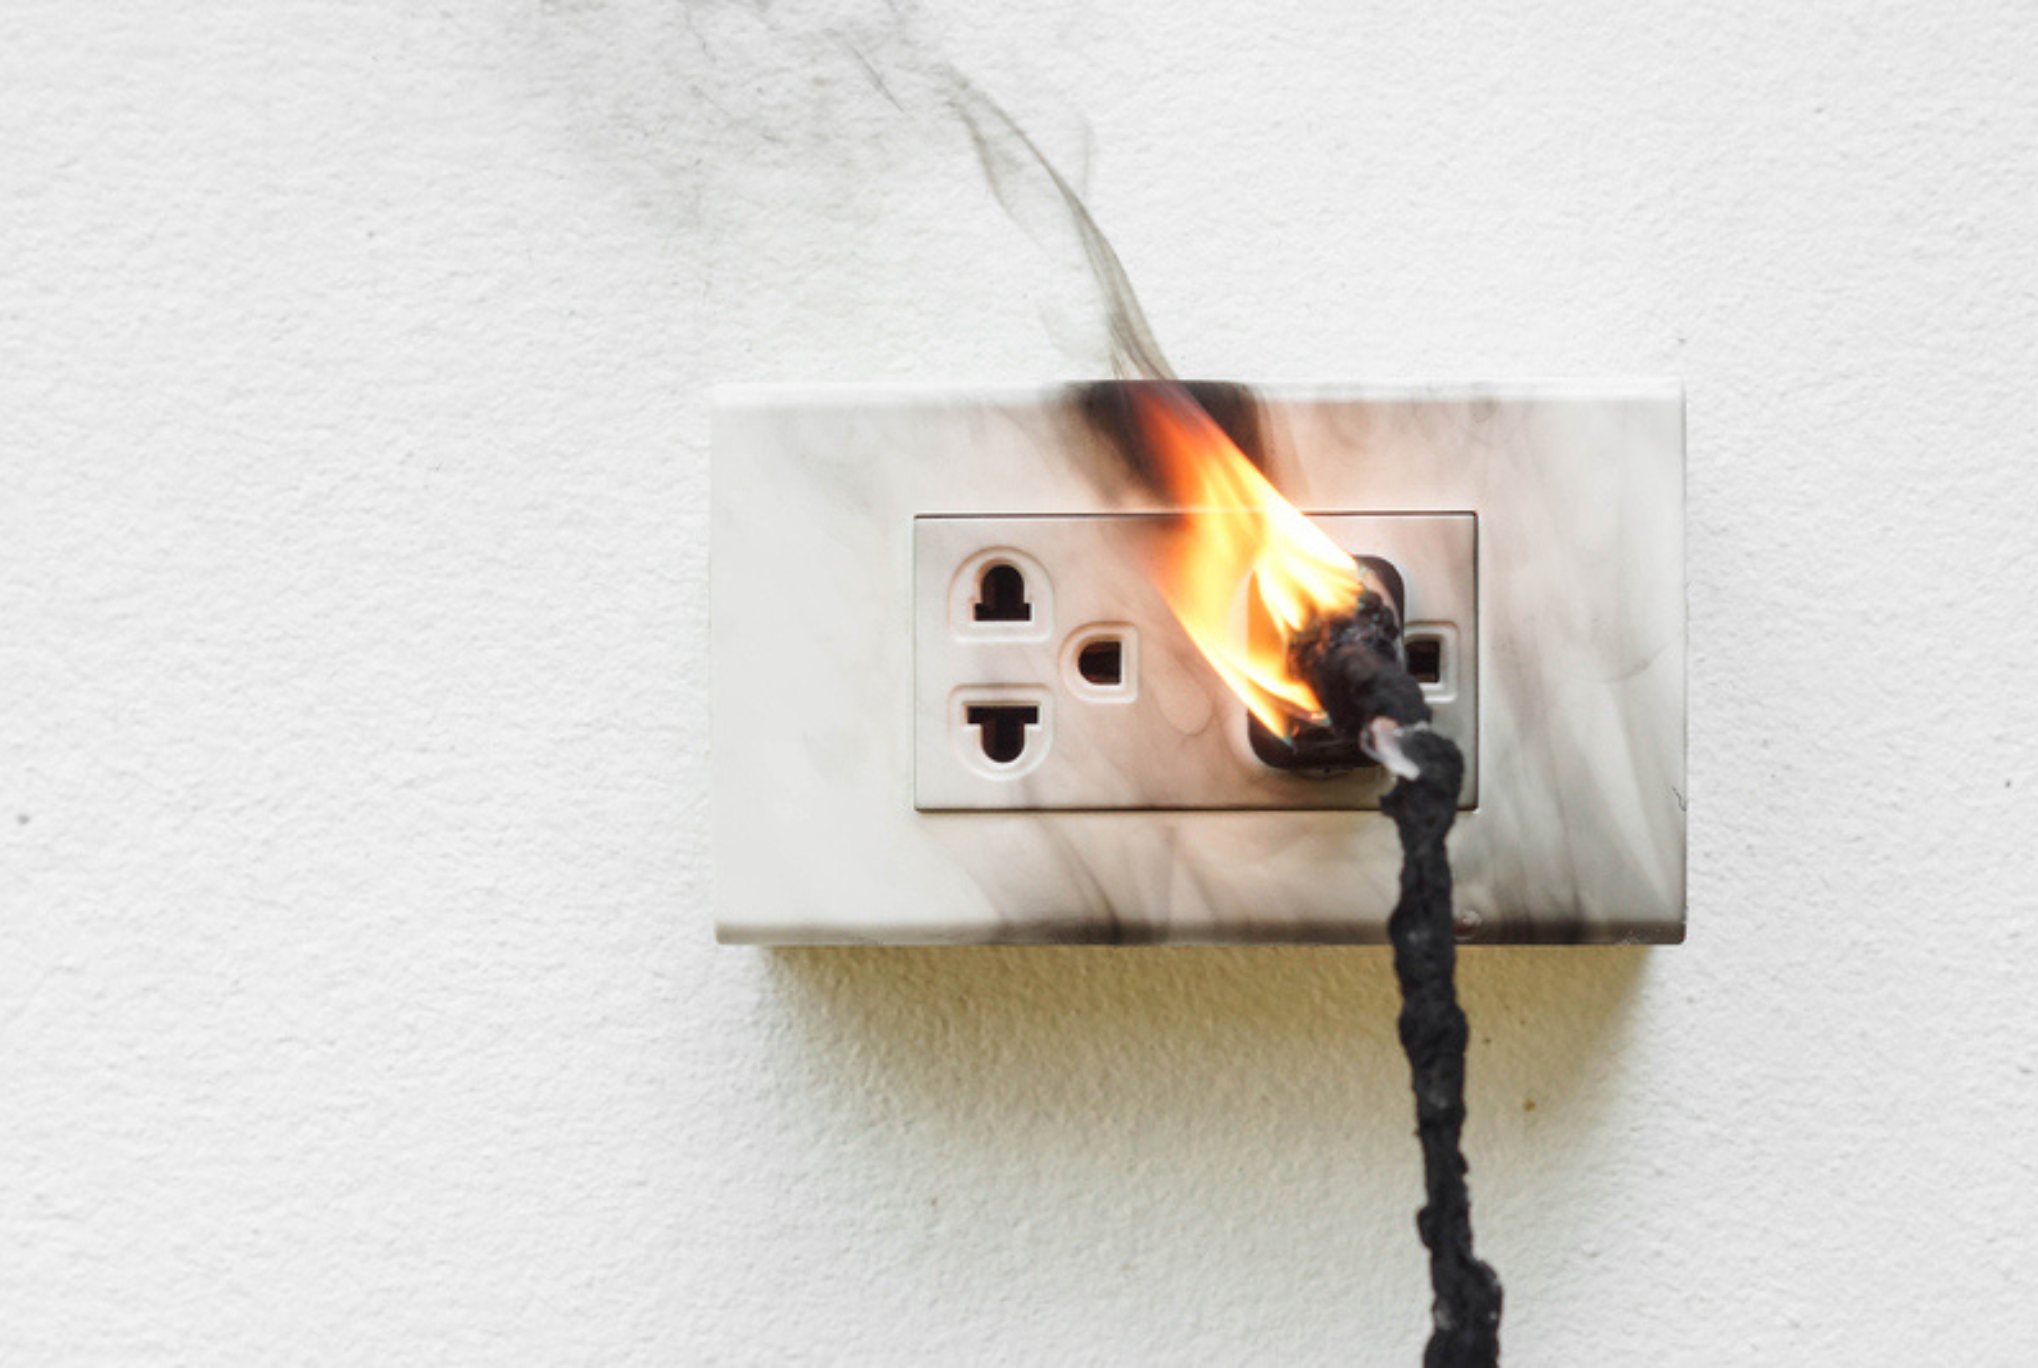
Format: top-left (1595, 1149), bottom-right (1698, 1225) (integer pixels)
top-left (1406, 635), bottom-right (1443, 685)
top-left (1076, 639), bottom-right (1121, 685)
top-left (966, 704), bottom-right (1040, 764)
top-left (1061, 625), bottom-right (1139, 703)
top-left (949, 687), bottom-right (1052, 779)
top-left (973, 563), bottom-right (1032, 623)
top-left (948, 548), bottom-right (1052, 642)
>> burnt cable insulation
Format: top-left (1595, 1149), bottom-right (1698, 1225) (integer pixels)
top-left (1302, 598), bottom-right (1504, 1367)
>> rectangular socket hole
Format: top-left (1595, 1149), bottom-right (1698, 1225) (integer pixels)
top-left (1406, 636), bottom-right (1443, 685)
top-left (1075, 638), bottom-right (1123, 686)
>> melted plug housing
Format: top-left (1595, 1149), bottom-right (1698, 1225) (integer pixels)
top-left (1248, 554), bottom-right (1414, 774)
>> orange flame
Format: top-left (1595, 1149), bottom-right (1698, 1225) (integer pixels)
top-left (1127, 385), bottom-right (1371, 735)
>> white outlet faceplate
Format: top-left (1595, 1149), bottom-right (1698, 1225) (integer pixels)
top-left (713, 384), bottom-right (1685, 945)
top-left (914, 513), bottom-right (1478, 811)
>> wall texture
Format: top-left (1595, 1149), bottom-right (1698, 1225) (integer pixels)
top-left (3, 2), bottom-right (2034, 1362)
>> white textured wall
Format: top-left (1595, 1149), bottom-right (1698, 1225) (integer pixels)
top-left (4, 2), bottom-right (2035, 1362)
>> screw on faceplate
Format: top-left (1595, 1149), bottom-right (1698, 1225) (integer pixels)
top-left (1452, 907), bottom-right (1484, 941)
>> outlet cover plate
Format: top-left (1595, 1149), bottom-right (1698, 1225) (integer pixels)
top-left (712, 383), bottom-right (1685, 945)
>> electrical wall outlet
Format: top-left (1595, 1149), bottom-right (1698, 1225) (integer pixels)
top-left (914, 513), bottom-right (1477, 811)
top-left (712, 383), bottom-right (1685, 946)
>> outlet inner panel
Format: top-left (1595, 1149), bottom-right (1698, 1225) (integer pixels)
top-left (915, 514), bottom-right (1477, 811)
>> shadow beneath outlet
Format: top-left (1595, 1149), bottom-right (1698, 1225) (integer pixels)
top-left (764, 945), bottom-right (1650, 1251)
top-left (771, 943), bottom-right (1647, 1106)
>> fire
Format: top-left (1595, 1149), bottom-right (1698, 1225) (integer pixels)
top-left (1127, 384), bottom-right (1371, 735)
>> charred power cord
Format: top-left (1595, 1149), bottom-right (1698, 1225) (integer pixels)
top-left (1297, 593), bottom-right (1505, 1368)
top-left (939, 69), bottom-right (1503, 1362)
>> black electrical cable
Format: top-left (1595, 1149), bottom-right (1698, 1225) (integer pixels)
top-left (946, 70), bottom-right (1503, 1360)
top-left (1300, 599), bottom-right (1504, 1367)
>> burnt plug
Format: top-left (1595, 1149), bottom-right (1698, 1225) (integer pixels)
top-left (1248, 553), bottom-right (1411, 774)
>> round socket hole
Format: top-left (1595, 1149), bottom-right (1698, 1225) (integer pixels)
top-left (974, 563), bottom-right (1031, 623)
top-left (1062, 626), bottom-right (1137, 702)
top-left (950, 549), bottom-right (1051, 642)
top-left (1076, 638), bottom-right (1121, 686)
top-left (951, 688), bottom-right (1051, 779)
top-left (966, 703), bottom-right (1039, 763)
